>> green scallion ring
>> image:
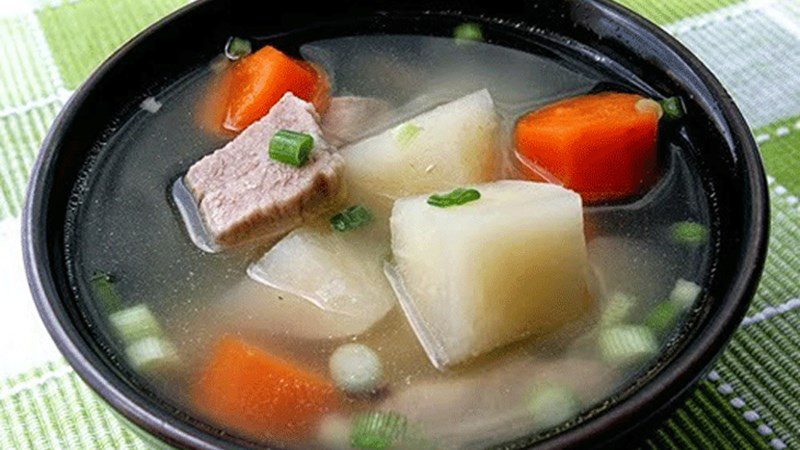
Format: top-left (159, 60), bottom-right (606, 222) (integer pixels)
top-left (670, 220), bottom-right (708, 245)
top-left (90, 271), bottom-right (123, 312)
top-left (269, 130), bottom-right (314, 167)
top-left (453, 23), bottom-right (484, 43)
top-left (427, 188), bottom-right (481, 208)
top-left (350, 411), bottom-right (408, 449)
top-left (330, 205), bottom-right (373, 232)
top-left (224, 37), bottom-right (252, 60)
top-left (659, 97), bottom-right (685, 120)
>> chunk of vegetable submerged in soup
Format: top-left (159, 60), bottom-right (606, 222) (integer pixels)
top-left (69, 32), bottom-right (712, 449)
top-left (387, 181), bottom-right (593, 369)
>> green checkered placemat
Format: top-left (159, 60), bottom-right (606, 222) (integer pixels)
top-left (1, 0), bottom-right (798, 448)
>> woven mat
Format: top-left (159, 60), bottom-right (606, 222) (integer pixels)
top-left (0, 0), bottom-right (798, 448)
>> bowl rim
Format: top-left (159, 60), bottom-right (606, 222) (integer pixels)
top-left (22, 0), bottom-right (769, 448)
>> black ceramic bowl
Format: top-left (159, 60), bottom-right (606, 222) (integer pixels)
top-left (23, 0), bottom-right (768, 448)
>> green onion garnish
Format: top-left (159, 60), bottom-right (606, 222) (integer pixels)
top-left (90, 271), bottom-right (123, 312)
top-left (269, 129), bottom-right (314, 167)
top-left (601, 292), bottom-right (638, 326)
top-left (671, 220), bottom-right (708, 245)
top-left (669, 278), bottom-right (702, 309)
top-left (644, 301), bottom-right (681, 335)
top-left (599, 325), bottom-right (658, 367)
top-left (224, 37), bottom-right (252, 61)
top-left (659, 97), bottom-right (685, 120)
top-left (110, 304), bottom-right (164, 344)
top-left (331, 205), bottom-right (374, 232)
top-left (453, 22), bottom-right (484, 43)
top-left (527, 385), bottom-right (581, 430)
top-left (125, 336), bottom-right (180, 374)
top-left (351, 412), bottom-right (408, 450)
top-left (394, 123), bottom-right (422, 147)
top-left (427, 188), bottom-right (481, 208)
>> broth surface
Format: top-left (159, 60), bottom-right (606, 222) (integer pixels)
top-left (67, 35), bottom-right (712, 449)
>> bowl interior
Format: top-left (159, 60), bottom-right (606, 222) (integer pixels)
top-left (24, 0), bottom-right (767, 448)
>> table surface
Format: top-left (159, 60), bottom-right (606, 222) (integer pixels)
top-left (0, 0), bottom-right (798, 448)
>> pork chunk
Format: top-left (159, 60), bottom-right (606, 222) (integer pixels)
top-left (185, 93), bottom-right (344, 247)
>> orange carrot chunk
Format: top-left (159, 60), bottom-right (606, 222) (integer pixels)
top-left (514, 92), bottom-right (660, 203)
top-left (214, 46), bottom-right (328, 133)
top-left (193, 336), bottom-right (340, 442)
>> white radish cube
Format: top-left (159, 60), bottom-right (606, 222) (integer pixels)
top-left (341, 89), bottom-right (499, 206)
top-left (248, 223), bottom-right (395, 329)
top-left (388, 180), bottom-right (593, 369)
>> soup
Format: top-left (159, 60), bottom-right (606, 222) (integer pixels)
top-left (66, 30), bottom-right (712, 449)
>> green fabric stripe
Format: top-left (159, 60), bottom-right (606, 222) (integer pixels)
top-left (751, 190), bottom-right (800, 311)
top-left (615, 0), bottom-right (744, 25)
top-left (0, 361), bottom-right (150, 449)
top-left (0, 102), bottom-right (60, 219)
top-left (35, 0), bottom-right (187, 90)
top-left (674, 409), bottom-right (717, 448)
top-left (657, 419), bottom-right (698, 449)
top-left (758, 119), bottom-right (800, 194)
top-left (721, 341), bottom-right (798, 446)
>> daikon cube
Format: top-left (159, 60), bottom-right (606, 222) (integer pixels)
top-left (341, 89), bottom-right (499, 207)
top-left (388, 180), bottom-right (593, 369)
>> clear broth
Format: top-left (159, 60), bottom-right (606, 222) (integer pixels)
top-left (66, 35), bottom-right (712, 449)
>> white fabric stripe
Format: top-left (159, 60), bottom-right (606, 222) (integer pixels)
top-left (666, 2), bottom-right (800, 127)
top-left (753, 0), bottom-right (800, 39)
top-left (40, 0), bottom-right (81, 9)
top-left (705, 370), bottom-right (788, 449)
top-left (23, 11), bottom-right (66, 92)
top-left (767, 172), bottom-right (800, 216)
top-left (0, 0), bottom-right (36, 19)
top-left (742, 298), bottom-right (800, 326)
top-left (0, 366), bottom-right (72, 401)
top-left (0, 90), bottom-right (70, 119)
top-left (665, 2), bottom-right (767, 34)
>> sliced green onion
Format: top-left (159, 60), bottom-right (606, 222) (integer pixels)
top-left (427, 188), bottom-right (481, 208)
top-left (644, 301), bottom-right (682, 335)
top-left (453, 22), bottom-right (484, 43)
top-left (90, 271), bottom-right (123, 312)
top-left (330, 205), bottom-right (373, 232)
top-left (394, 123), bottom-right (422, 147)
top-left (527, 385), bottom-right (581, 430)
top-left (601, 292), bottom-right (638, 326)
top-left (269, 129), bottom-right (314, 167)
top-left (671, 220), bottom-right (708, 245)
top-left (669, 278), bottom-right (702, 309)
top-left (659, 97), bottom-right (685, 120)
top-left (599, 325), bottom-right (658, 367)
top-left (125, 336), bottom-right (180, 374)
top-left (351, 412), bottom-right (408, 450)
top-left (224, 36), bottom-right (252, 61)
top-left (109, 304), bottom-right (163, 344)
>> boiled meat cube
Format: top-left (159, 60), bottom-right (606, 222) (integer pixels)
top-left (388, 180), bottom-right (593, 369)
top-left (341, 89), bottom-right (499, 205)
top-left (185, 93), bottom-right (344, 247)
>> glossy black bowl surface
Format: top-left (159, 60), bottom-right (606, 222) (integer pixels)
top-left (23, 0), bottom-right (768, 448)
